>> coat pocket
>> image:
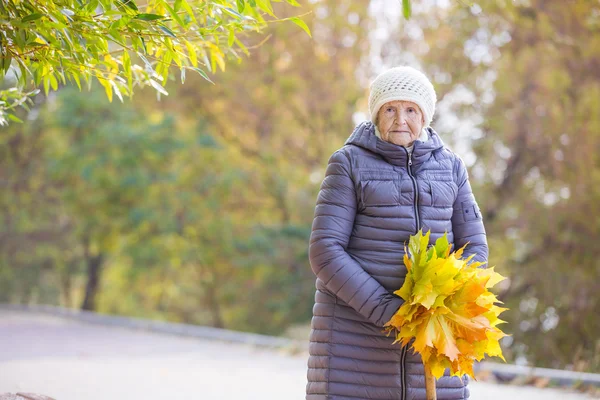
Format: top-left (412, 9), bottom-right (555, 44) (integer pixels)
top-left (359, 170), bottom-right (400, 207)
top-left (461, 200), bottom-right (482, 222)
top-left (426, 171), bottom-right (457, 208)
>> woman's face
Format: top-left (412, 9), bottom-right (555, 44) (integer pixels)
top-left (376, 100), bottom-right (424, 147)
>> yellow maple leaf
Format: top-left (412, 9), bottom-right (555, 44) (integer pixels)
top-left (384, 230), bottom-right (509, 379)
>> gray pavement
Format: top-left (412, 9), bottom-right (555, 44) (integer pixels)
top-left (0, 310), bottom-right (595, 399)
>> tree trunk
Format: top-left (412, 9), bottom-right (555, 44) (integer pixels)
top-left (60, 270), bottom-right (72, 308)
top-left (205, 281), bottom-right (225, 329)
top-left (81, 249), bottom-right (104, 311)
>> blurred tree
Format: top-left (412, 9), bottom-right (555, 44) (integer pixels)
top-left (0, 0), bottom-right (307, 125)
top-left (173, 0), bottom-right (371, 213)
top-left (4, 0), bottom-right (599, 373)
top-left (414, 0), bottom-right (600, 371)
top-left (0, 115), bottom-right (71, 304)
top-left (0, 75), bottom-right (315, 329)
top-left (155, 0), bottom-right (374, 331)
top-left (41, 85), bottom-right (182, 310)
top-left (98, 116), bottom-right (316, 332)
top-left (107, 124), bottom-right (255, 328)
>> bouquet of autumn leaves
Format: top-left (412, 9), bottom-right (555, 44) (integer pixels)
top-left (384, 230), bottom-right (508, 390)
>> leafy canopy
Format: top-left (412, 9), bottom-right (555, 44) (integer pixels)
top-left (385, 230), bottom-right (508, 379)
top-left (0, 0), bottom-right (308, 124)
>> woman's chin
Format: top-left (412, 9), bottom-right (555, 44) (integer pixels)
top-left (387, 132), bottom-right (413, 147)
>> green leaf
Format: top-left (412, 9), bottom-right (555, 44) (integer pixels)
top-left (122, 51), bottom-right (132, 95)
top-left (185, 41), bottom-right (198, 67)
top-left (159, 25), bottom-right (177, 38)
top-left (71, 71), bottom-right (82, 90)
top-left (86, 0), bottom-right (99, 13)
top-left (15, 58), bottom-right (31, 88)
top-left (135, 13), bottom-right (166, 21)
top-left (111, 81), bottom-right (124, 102)
top-left (291, 17), bottom-right (311, 37)
top-left (434, 232), bottom-right (450, 258)
top-left (140, 37), bottom-right (148, 54)
top-left (180, 0), bottom-right (197, 24)
top-left (164, 2), bottom-right (185, 27)
top-left (172, 48), bottom-right (183, 68)
top-left (149, 79), bottom-right (169, 95)
top-left (15, 30), bottom-right (27, 49)
top-left (286, 0), bottom-right (301, 6)
top-left (228, 29), bottom-right (235, 47)
top-left (62, 28), bottom-right (74, 48)
top-left (138, 54), bottom-right (152, 71)
top-left (43, 75), bottom-right (50, 96)
top-left (161, 50), bottom-right (172, 82)
top-left (22, 13), bottom-right (44, 23)
top-left (174, 0), bottom-right (183, 12)
top-left (255, 0), bottom-right (275, 17)
top-left (120, 0), bottom-right (139, 12)
top-left (402, 0), bottom-right (412, 19)
top-left (192, 67), bottom-right (214, 84)
top-left (33, 67), bottom-right (41, 86)
top-left (234, 37), bottom-right (249, 55)
top-left (8, 113), bottom-right (24, 123)
top-left (108, 24), bottom-right (125, 45)
top-left (49, 74), bottom-right (58, 91)
top-left (57, 71), bottom-right (67, 86)
top-left (34, 33), bottom-right (49, 45)
top-left (236, 0), bottom-right (245, 13)
top-left (2, 54), bottom-right (12, 73)
top-left (100, 77), bottom-right (113, 102)
top-left (61, 9), bottom-right (75, 17)
top-left (222, 7), bottom-right (244, 19)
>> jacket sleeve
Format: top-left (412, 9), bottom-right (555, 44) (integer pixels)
top-left (309, 149), bottom-right (403, 327)
top-left (451, 156), bottom-right (489, 264)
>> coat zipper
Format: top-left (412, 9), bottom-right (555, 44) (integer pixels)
top-left (401, 148), bottom-right (421, 400)
top-left (400, 345), bottom-right (407, 400)
top-left (407, 151), bottom-right (420, 230)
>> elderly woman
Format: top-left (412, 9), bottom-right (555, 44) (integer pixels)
top-left (306, 66), bottom-right (488, 400)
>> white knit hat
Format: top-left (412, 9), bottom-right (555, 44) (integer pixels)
top-left (368, 66), bottom-right (437, 127)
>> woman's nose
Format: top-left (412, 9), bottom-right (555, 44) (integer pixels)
top-left (399, 111), bottom-right (408, 124)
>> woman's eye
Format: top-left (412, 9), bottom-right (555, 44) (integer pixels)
top-left (386, 108), bottom-right (394, 112)
top-left (408, 108), bottom-right (414, 113)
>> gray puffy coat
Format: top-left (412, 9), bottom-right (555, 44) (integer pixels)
top-left (306, 122), bottom-right (488, 400)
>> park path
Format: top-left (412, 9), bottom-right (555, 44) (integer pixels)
top-left (0, 310), bottom-right (594, 400)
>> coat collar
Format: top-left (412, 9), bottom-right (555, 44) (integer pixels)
top-left (345, 121), bottom-right (445, 167)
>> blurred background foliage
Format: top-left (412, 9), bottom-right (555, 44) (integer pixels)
top-left (1, 0), bottom-right (599, 373)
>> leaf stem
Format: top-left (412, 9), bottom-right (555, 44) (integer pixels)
top-left (424, 363), bottom-right (437, 400)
